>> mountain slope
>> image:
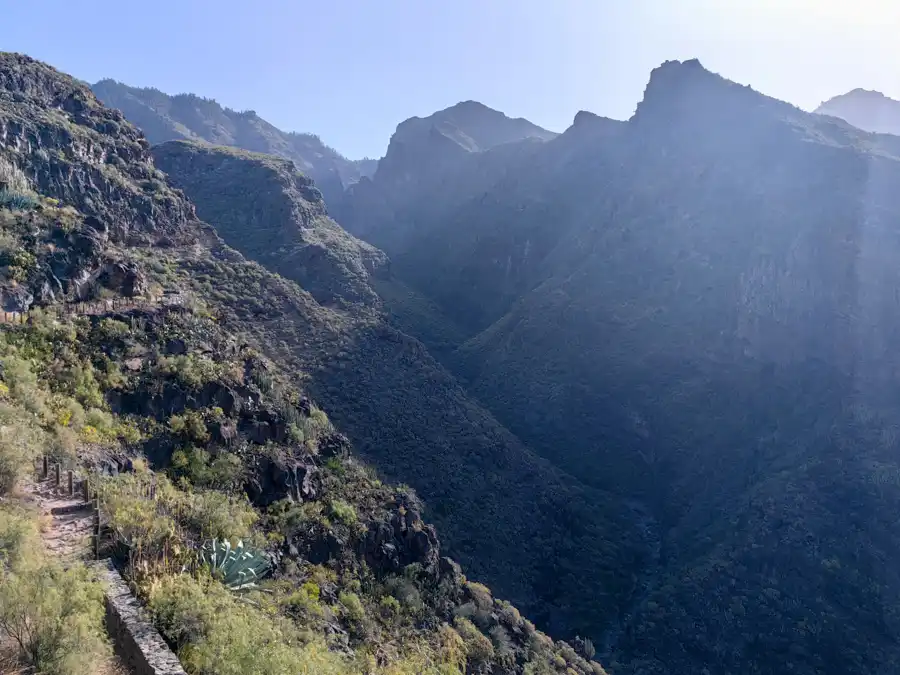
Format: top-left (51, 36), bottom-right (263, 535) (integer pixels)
top-left (94, 91), bottom-right (649, 643)
top-left (90, 79), bottom-right (374, 206)
top-left (150, 140), bottom-right (388, 308)
top-left (0, 51), bottom-right (617, 674)
top-left (339, 59), bottom-right (900, 675)
top-left (816, 88), bottom-right (900, 135)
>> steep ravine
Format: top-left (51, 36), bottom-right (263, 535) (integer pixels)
top-left (597, 500), bottom-right (662, 662)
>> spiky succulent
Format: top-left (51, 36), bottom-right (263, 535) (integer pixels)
top-left (199, 538), bottom-right (271, 590)
top-left (0, 189), bottom-right (38, 211)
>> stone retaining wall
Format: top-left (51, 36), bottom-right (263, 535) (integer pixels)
top-left (92, 560), bottom-right (187, 675)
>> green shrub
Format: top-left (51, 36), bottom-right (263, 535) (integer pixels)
top-left (181, 489), bottom-right (258, 541)
top-left (338, 591), bottom-right (366, 623)
top-left (172, 447), bottom-right (244, 490)
top-left (328, 499), bottom-right (357, 527)
top-left (0, 401), bottom-right (45, 494)
top-left (148, 574), bottom-right (351, 675)
top-left (453, 616), bottom-right (494, 664)
top-left (169, 410), bottom-right (210, 444)
top-left (0, 504), bottom-right (40, 568)
top-left (158, 354), bottom-right (222, 389)
top-left (0, 558), bottom-right (112, 675)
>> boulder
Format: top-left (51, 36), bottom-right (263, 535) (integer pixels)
top-left (245, 453), bottom-right (319, 507)
top-left (98, 260), bottom-right (146, 297)
top-left (363, 507), bottom-right (440, 576)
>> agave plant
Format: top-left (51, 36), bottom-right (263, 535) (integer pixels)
top-left (0, 189), bottom-right (38, 211)
top-left (199, 538), bottom-right (271, 590)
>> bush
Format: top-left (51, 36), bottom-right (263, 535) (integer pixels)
top-left (0, 401), bottom-right (45, 494)
top-left (328, 499), bottom-right (358, 527)
top-left (453, 616), bottom-right (494, 664)
top-left (0, 557), bottom-right (112, 675)
top-left (181, 489), bottom-right (258, 541)
top-left (149, 574), bottom-right (351, 675)
top-left (0, 505), bottom-right (40, 568)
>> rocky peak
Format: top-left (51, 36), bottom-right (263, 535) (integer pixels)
top-left (631, 58), bottom-right (800, 128)
top-left (386, 99), bottom-right (555, 161)
top-left (0, 53), bottom-right (96, 110)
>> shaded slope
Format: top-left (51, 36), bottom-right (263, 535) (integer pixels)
top-left (119, 92), bottom-right (646, 643)
top-left (337, 58), bottom-right (900, 675)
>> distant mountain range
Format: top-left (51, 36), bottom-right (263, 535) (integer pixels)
top-left (815, 87), bottom-right (900, 135)
top-left (90, 79), bottom-right (377, 206)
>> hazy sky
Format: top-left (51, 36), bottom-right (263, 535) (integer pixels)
top-left (5, 1), bottom-right (899, 158)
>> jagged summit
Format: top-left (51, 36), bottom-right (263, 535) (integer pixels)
top-left (0, 52), bottom-right (107, 113)
top-left (632, 57), bottom-right (774, 123)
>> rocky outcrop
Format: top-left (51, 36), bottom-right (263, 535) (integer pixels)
top-left (363, 506), bottom-right (440, 576)
top-left (245, 453), bottom-right (319, 507)
top-left (0, 54), bottom-right (199, 243)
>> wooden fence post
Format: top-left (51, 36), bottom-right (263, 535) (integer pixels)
top-left (54, 463), bottom-right (60, 487)
top-left (67, 470), bottom-right (74, 496)
top-left (42, 455), bottom-right (48, 479)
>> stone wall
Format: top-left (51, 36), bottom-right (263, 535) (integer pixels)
top-left (92, 560), bottom-right (186, 675)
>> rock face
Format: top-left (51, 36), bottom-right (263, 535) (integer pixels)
top-left (0, 55), bottom-right (197, 242)
top-left (90, 79), bottom-right (375, 208)
top-left (150, 140), bottom-right (389, 308)
top-left (816, 88), bottom-right (900, 136)
top-left (363, 505), bottom-right (440, 576)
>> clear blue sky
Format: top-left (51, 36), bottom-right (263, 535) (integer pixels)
top-left (5, 0), bottom-right (897, 158)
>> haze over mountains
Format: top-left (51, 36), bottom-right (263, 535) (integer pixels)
top-left (816, 88), bottom-right (900, 136)
top-left (91, 79), bottom-right (378, 207)
top-left (8, 52), bottom-right (900, 675)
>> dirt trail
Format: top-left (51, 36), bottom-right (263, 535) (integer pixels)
top-left (22, 469), bottom-right (95, 563)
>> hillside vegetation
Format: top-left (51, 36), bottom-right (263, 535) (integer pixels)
top-left (0, 51), bottom-right (609, 675)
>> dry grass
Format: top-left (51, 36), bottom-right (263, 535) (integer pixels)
top-left (0, 637), bottom-right (129, 674)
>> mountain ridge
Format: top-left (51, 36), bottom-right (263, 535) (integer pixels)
top-left (90, 78), bottom-right (377, 207)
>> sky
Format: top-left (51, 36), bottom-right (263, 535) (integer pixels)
top-left (5, 0), bottom-right (900, 159)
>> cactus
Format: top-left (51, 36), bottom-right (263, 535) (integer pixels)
top-left (199, 538), bottom-right (271, 591)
